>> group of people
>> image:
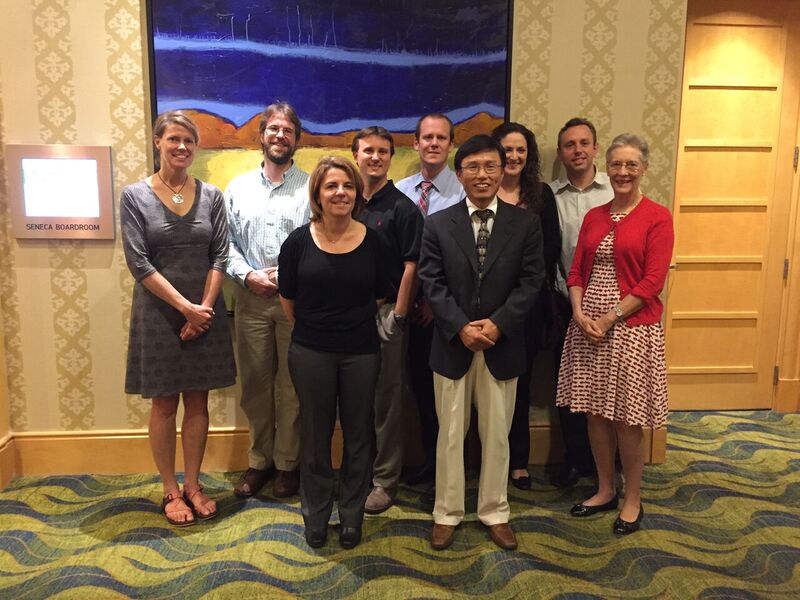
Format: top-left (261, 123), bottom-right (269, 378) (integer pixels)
top-left (120, 102), bottom-right (673, 551)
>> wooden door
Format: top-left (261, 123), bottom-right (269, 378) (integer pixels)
top-left (666, 0), bottom-right (800, 409)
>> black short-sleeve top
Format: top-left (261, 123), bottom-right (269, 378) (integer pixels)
top-left (357, 180), bottom-right (424, 303)
top-left (278, 222), bottom-right (390, 354)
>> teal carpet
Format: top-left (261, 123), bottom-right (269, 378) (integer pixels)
top-left (0, 411), bottom-right (798, 598)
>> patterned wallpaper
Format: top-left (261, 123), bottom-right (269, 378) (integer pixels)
top-left (0, 0), bottom-right (688, 433)
top-left (511, 0), bottom-right (686, 206)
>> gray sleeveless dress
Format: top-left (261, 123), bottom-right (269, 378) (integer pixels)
top-left (120, 179), bottom-right (236, 397)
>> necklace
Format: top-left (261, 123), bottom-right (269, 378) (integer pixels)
top-left (157, 171), bottom-right (189, 204)
top-left (318, 221), bottom-right (349, 244)
top-left (612, 194), bottom-right (642, 214)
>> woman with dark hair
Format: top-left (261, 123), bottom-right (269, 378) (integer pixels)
top-left (491, 122), bottom-right (561, 490)
top-left (278, 156), bottom-right (390, 549)
top-left (121, 111), bottom-right (236, 526)
top-left (557, 134), bottom-right (673, 535)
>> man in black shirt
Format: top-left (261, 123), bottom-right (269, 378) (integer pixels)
top-left (353, 126), bottom-right (425, 514)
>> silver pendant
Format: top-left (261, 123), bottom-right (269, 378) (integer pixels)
top-left (172, 193), bottom-right (184, 204)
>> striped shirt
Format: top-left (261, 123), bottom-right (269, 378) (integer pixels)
top-left (224, 162), bottom-right (310, 286)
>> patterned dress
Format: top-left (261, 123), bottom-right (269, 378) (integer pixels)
top-left (556, 213), bottom-right (668, 428)
top-left (121, 180), bottom-right (237, 398)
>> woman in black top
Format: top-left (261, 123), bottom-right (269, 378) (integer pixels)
top-left (279, 156), bottom-right (389, 549)
top-left (491, 122), bottom-right (561, 490)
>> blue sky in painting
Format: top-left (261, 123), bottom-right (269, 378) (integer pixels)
top-left (151, 0), bottom-right (509, 133)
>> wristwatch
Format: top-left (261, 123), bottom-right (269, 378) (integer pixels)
top-left (393, 313), bottom-right (408, 328)
top-left (613, 303), bottom-right (624, 320)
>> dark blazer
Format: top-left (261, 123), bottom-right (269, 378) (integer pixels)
top-left (418, 199), bottom-right (545, 380)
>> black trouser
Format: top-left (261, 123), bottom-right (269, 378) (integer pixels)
top-left (554, 295), bottom-right (594, 474)
top-left (408, 319), bottom-right (438, 469)
top-left (288, 342), bottom-right (380, 531)
top-left (508, 311), bottom-right (539, 471)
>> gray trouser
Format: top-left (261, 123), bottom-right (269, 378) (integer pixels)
top-left (372, 303), bottom-right (408, 490)
top-left (288, 342), bottom-right (380, 530)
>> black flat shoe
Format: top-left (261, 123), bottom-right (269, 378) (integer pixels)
top-left (569, 495), bottom-right (619, 517)
top-left (510, 475), bottom-right (532, 490)
top-left (613, 505), bottom-right (644, 535)
top-left (305, 528), bottom-right (327, 548)
top-left (339, 526), bottom-right (362, 549)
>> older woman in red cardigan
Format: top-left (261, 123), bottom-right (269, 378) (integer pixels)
top-left (556, 133), bottom-right (674, 535)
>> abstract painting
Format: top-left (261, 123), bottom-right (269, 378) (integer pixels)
top-left (147, 0), bottom-right (511, 187)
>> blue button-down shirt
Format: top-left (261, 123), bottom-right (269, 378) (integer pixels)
top-left (396, 166), bottom-right (464, 216)
top-left (224, 162), bottom-right (310, 286)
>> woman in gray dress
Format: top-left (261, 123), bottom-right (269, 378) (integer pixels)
top-left (121, 111), bottom-right (236, 526)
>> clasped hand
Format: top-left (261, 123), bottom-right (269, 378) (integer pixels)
top-left (180, 303), bottom-right (214, 341)
top-left (245, 267), bottom-right (279, 297)
top-left (574, 311), bottom-right (614, 344)
top-left (459, 318), bottom-right (500, 352)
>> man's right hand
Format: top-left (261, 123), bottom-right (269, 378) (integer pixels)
top-left (411, 297), bottom-right (434, 326)
top-left (245, 269), bottom-right (279, 297)
top-left (458, 323), bottom-right (495, 352)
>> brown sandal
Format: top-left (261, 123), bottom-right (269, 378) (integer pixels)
top-left (161, 492), bottom-right (196, 527)
top-left (183, 486), bottom-right (218, 521)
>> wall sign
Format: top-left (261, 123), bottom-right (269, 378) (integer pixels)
top-left (5, 144), bottom-right (115, 240)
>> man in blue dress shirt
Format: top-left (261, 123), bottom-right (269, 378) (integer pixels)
top-left (396, 113), bottom-right (464, 486)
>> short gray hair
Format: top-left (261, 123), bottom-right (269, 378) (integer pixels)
top-left (606, 133), bottom-right (649, 164)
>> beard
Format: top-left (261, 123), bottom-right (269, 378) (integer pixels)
top-left (264, 142), bottom-right (294, 166)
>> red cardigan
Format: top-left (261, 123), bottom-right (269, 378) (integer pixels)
top-left (567, 197), bottom-right (674, 325)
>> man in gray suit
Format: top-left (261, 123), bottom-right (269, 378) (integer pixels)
top-left (418, 134), bottom-right (544, 550)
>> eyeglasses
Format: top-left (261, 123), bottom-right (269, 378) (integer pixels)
top-left (461, 162), bottom-right (502, 175)
top-left (608, 161), bottom-right (642, 173)
top-left (265, 125), bottom-right (295, 137)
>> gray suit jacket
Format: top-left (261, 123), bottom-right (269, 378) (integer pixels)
top-left (418, 199), bottom-right (545, 380)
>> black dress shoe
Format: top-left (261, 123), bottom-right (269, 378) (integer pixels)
top-left (570, 495), bottom-right (619, 517)
top-left (551, 466), bottom-right (582, 488)
top-left (613, 505), bottom-right (644, 535)
top-left (305, 528), bottom-right (327, 548)
top-left (510, 474), bottom-right (532, 490)
top-left (339, 526), bottom-right (362, 549)
top-left (404, 463), bottom-right (436, 486)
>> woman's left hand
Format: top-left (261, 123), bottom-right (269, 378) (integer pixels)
top-left (595, 313), bottom-right (617, 336)
top-left (180, 321), bottom-right (206, 341)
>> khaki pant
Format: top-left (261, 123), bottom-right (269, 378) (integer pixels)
top-left (432, 350), bottom-right (517, 526)
top-left (235, 288), bottom-right (299, 471)
top-left (372, 302), bottom-right (408, 490)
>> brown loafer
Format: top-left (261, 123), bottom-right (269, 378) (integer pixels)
top-left (364, 486), bottom-right (394, 514)
top-left (234, 467), bottom-right (274, 498)
top-left (273, 469), bottom-right (300, 498)
top-left (487, 523), bottom-right (517, 550)
top-left (430, 523), bottom-right (456, 550)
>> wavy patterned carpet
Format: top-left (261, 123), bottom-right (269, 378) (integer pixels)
top-left (0, 411), bottom-right (798, 599)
